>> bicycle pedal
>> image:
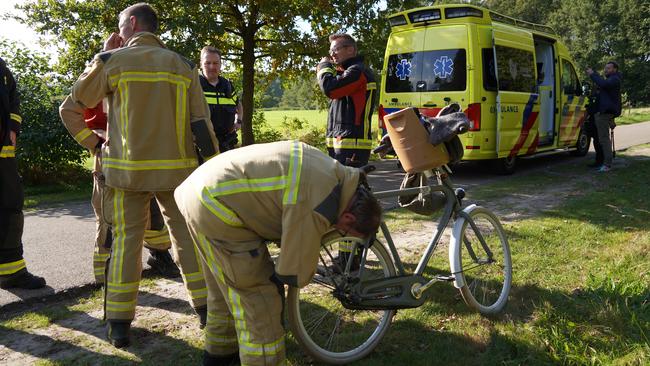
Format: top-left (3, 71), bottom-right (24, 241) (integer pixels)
top-left (435, 275), bottom-right (455, 282)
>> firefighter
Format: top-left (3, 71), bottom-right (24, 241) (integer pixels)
top-left (58, 3), bottom-right (218, 348)
top-left (317, 33), bottom-right (378, 264)
top-left (0, 57), bottom-right (46, 290)
top-left (317, 33), bottom-right (377, 168)
top-left (174, 140), bottom-right (382, 366)
top-left (82, 103), bottom-right (179, 283)
top-left (199, 46), bottom-right (243, 153)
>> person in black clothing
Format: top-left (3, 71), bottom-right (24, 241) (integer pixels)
top-left (586, 61), bottom-right (622, 172)
top-left (199, 46), bottom-right (243, 153)
top-left (584, 86), bottom-right (604, 167)
top-left (0, 57), bottom-right (46, 289)
top-left (317, 33), bottom-right (377, 168)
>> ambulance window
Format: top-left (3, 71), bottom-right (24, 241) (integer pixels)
top-left (385, 53), bottom-right (422, 93)
top-left (561, 59), bottom-right (580, 95)
top-left (482, 48), bottom-right (498, 91)
top-left (420, 49), bottom-right (467, 91)
top-left (494, 46), bottom-right (536, 93)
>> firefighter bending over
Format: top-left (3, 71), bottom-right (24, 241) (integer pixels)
top-left (174, 140), bottom-right (382, 366)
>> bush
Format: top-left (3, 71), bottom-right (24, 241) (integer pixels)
top-left (251, 109), bottom-right (283, 143)
top-left (1, 40), bottom-right (87, 184)
top-left (279, 116), bottom-right (326, 151)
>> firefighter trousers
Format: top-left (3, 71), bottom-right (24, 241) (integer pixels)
top-left (0, 157), bottom-right (27, 276)
top-left (192, 230), bottom-right (285, 366)
top-left (175, 187), bottom-right (285, 365)
top-left (91, 155), bottom-right (172, 283)
top-left (103, 188), bottom-right (206, 320)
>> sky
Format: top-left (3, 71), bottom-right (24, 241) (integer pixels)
top-left (0, 1), bottom-right (45, 51)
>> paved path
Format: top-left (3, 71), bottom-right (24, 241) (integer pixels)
top-left (2, 121), bottom-right (650, 307)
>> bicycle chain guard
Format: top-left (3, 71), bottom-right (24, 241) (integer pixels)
top-left (336, 274), bottom-right (430, 310)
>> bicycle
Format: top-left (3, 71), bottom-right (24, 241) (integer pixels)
top-left (286, 166), bottom-right (512, 364)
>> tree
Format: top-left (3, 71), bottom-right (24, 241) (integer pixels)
top-left (548, 0), bottom-right (650, 105)
top-left (0, 39), bottom-right (87, 183)
top-left (16, 0), bottom-right (385, 145)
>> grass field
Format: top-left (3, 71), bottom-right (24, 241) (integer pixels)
top-left (261, 106), bottom-right (650, 130)
top-left (262, 109), bottom-right (328, 129)
top-left (618, 107), bottom-right (650, 125)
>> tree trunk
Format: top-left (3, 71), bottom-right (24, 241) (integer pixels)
top-left (240, 29), bottom-right (256, 146)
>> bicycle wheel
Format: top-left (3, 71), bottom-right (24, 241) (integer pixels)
top-left (456, 207), bottom-right (512, 314)
top-left (287, 238), bottom-right (396, 364)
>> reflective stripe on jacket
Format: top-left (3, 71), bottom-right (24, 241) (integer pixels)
top-left (199, 75), bottom-right (238, 137)
top-left (317, 56), bottom-right (377, 151)
top-left (59, 32), bottom-right (218, 191)
top-left (177, 140), bottom-right (360, 287)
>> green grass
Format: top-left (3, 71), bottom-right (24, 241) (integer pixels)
top-left (262, 109), bottom-right (327, 129)
top-left (23, 179), bottom-right (92, 209)
top-left (616, 107), bottom-right (650, 125)
top-left (289, 148), bottom-right (650, 365)
top-left (262, 109), bottom-right (379, 130)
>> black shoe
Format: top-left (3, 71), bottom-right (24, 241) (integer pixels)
top-left (107, 320), bottom-right (131, 348)
top-left (587, 162), bottom-right (603, 168)
top-left (203, 350), bottom-right (240, 366)
top-left (195, 305), bottom-right (207, 329)
top-left (147, 250), bottom-right (181, 278)
top-left (0, 269), bottom-right (46, 290)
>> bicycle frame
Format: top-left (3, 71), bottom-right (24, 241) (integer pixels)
top-left (335, 169), bottom-right (463, 310)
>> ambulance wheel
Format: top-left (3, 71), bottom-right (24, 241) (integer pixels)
top-left (495, 156), bottom-right (516, 175)
top-left (287, 238), bottom-right (396, 364)
top-left (571, 128), bottom-right (590, 157)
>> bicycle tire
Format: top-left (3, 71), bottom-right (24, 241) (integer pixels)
top-left (454, 206), bottom-right (512, 314)
top-left (287, 238), bottom-right (396, 364)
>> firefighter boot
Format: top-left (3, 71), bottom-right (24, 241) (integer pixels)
top-left (202, 350), bottom-right (240, 366)
top-left (107, 320), bottom-right (131, 348)
top-left (195, 305), bottom-right (207, 329)
top-left (146, 249), bottom-right (181, 278)
top-left (0, 268), bottom-right (46, 290)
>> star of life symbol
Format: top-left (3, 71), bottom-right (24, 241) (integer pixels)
top-left (434, 56), bottom-right (454, 79)
top-left (395, 59), bottom-right (412, 80)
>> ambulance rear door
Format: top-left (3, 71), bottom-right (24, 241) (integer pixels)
top-left (492, 24), bottom-right (540, 158)
top-left (418, 24), bottom-right (470, 118)
top-left (382, 28), bottom-right (427, 114)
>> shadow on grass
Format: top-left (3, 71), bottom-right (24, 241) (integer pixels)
top-left (0, 287), bottom-right (202, 365)
top-left (290, 255), bottom-right (648, 365)
top-left (284, 296), bottom-right (556, 366)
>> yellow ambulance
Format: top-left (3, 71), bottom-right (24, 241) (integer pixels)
top-left (378, 4), bottom-right (589, 174)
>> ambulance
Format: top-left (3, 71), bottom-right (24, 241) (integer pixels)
top-left (378, 4), bottom-right (590, 174)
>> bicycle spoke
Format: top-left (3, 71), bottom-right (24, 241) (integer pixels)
top-left (304, 308), bottom-right (332, 335)
top-left (325, 316), bottom-right (342, 350)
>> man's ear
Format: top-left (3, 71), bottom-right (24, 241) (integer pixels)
top-left (130, 15), bottom-right (137, 30)
top-left (339, 212), bottom-right (357, 225)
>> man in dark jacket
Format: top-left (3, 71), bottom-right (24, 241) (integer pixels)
top-left (317, 34), bottom-right (377, 168)
top-left (199, 46), bottom-right (243, 153)
top-left (0, 57), bottom-right (46, 289)
top-left (586, 61), bottom-right (622, 172)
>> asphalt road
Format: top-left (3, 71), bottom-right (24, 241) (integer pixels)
top-left (2, 121), bottom-right (649, 307)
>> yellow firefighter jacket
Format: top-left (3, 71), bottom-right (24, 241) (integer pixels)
top-left (177, 140), bottom-right (361, 287)
top-left (59, 32), bottom-right (218, 191)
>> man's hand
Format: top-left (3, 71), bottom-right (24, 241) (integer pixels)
top-left (103, 33), bottom-right (123, 51)
top-left (320, 56), bottom-right (332, 64)
top-left (586, 67), bottom-right (594, 76)
top-left (93, 129), bottom-right (107, 140)
top-left (9, 130), bottom-right (16, 147)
